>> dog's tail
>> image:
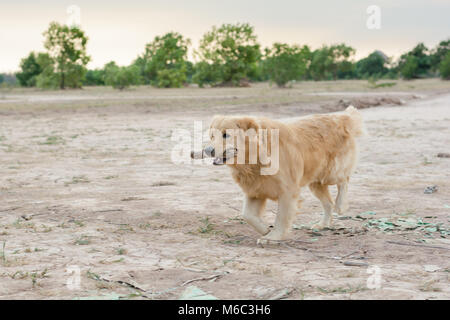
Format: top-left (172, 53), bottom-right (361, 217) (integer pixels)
top-left (344, 105), bottom-right (365, 137)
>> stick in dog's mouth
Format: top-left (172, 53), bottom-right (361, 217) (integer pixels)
top-left (191, 147), bottom-right (237, 165)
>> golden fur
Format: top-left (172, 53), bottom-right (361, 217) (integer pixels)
top-left (207, 106), bottom-right (364, 242)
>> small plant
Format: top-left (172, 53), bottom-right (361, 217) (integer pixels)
top-left (368, 78), bottom-right (396, 89)
top-left (74, 235), bottom-right (90, 245)
top-left (198, 217), bottom-right (214, 234)
top-left (38, 135), bottom-right (65, 145)
top-left (65, 175), bottom-right (90, 186)
top-left (114, 224), bottom-right (134, 233)
top-left (31, 269), bottom-right (49, 287)
top-left (86, 270), bottom-right (101, 281)
top-left (1, 241), bottom-right (6, 265)
top-left (116, 248), bottom-right (127, 255)
top-left (138, 223), bottom-right (151, 229)
top-left (72, 220), bottom-right (85, 227)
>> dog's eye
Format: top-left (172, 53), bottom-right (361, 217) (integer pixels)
top-left (223, 133), bottom-right (229, 139)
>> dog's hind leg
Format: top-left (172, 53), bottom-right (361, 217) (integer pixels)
top-left (242, 196), bottom-right (270, 235)
top-left (310, 182), bottom-right (334, 230)
top-left (297, 194), bottom-right (305, 212)
top-left (335, 181), bottom-right (349, 215)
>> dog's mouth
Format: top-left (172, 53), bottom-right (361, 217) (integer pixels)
top-left (213, 157), bottom-right (227, 165)
top-left (191, 147), bottom-right (237, 165)
top-left (213, 148), bottom-right (238, 165)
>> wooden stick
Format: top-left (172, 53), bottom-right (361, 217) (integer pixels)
top-left (386, 240), bottom-right (450, 251)
top-left (181, 273), bottom-right (225, 287)
top-left (342, 261), bottom-right (369, 267)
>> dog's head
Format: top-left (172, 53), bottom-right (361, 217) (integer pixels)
top-left (202, 115), bottom-right (261, 166)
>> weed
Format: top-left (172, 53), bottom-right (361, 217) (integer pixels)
top-left (74, 235), bottom-right (91, 245)
top-left (65, 175), bottom-right (90, 186)
top-left (116, 248), bottom-right (127, 255)
top-left (1, 241), bottom-right (6, 265)
top-left (138, 223), bottom-right (151, 229)
top-left (104, 175), bottom-right (118, 180)
top-left (317, 284), bottom-right (367, 294)
top-left (38, 135), bottom-right (65, 145)
top-left (198, 217), bottom-right (214, 234)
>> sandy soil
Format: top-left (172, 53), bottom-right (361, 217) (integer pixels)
top-left (0, 83), bottom-right (449, 300)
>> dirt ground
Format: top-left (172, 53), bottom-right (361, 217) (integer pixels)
top-left (0, 80), bottom-right (449, 300)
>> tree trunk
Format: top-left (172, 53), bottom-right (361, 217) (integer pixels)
top-left (60, 72), bottom-right (65, 90)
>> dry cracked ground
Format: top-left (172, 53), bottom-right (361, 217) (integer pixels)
top-left (0, 79), bottom-right (449, 300)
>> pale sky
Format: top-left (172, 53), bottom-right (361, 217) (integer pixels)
top-left (1, 0), bottom-right (449, 72)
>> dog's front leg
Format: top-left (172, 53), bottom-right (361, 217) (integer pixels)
top-left (258, 193), bottom-right (296, 243)
top-left (242, 196), bottom-right (270, 235)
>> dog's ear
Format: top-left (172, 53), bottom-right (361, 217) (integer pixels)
top-left (236, 117), bottom-right (259, 131)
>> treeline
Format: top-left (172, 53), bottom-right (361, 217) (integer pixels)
top-left (9, 22), bottom-right (450, 90)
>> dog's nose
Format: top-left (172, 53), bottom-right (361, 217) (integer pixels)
top-left (204, 146), bottom-right (215, 157)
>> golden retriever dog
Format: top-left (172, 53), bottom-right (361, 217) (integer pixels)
top-left (192, 106), bottom-right (364, 243)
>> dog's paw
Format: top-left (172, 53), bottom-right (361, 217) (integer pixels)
top-left (334, 203), bottom-right (349, 215)
top-left (257, 231), bottom-right (286, 245)
top-left (311, 221), bottom-right (332, 230)
top-left (256, 238), bottom-right (284, 246)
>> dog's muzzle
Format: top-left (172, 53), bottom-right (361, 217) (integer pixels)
top-left (191, 147), bottom-right (237, 165)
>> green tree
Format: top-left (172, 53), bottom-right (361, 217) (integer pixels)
top-left (439, 51), bottom-right (450, 80)
top-left (43, 22), bottom-right (90, 89)
top-left (263, 43), bottom-right (311, 87)
top-left (142, 32), bottom-right (190, 88)
top-left (308, 44), bottom-right (355, 80)
top-left (398, 43), bottom-right (431, 79)
top-left (431, 40), bottom-right (450, 72)
top-left (104, 62), bottom-right (141, 90)
top-left (0, 74), bottom-right (4, 84)
top-left (193, 23), bottom-right (261, 87)
top-left (400, 56), bottom-right (419, 80)
top-left (355, 51), bottom-right (389, 79)
top-left (16, 52), bottom-right (42, 87)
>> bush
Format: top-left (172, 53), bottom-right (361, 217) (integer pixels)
top-left (398, 43), bottom-right (431, 79)
top-left (16, 52), bottom-right (43, 87)
top-left (263, 43), bottom-right (310, 87)
top-left (36, 70), bottom-right (59, 89)
top-left (84, 69), bottom-right (106, 86)
top-left (439, 51), bottom-right (450, 80)
top-left (104, 63), bottom-right (141, 90)
top-left (192, 62), bottom-right (223, 87)
top-left (156, 69), bottom-right (186, 88)
top-left (431, 40), bottom-right (450, 72)
top-left (400, 56), bottom-right (419, 80)
top-left (35, 53), bottom-right (59, 89)
top-left (355, 51), bottom-right (388, 79)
